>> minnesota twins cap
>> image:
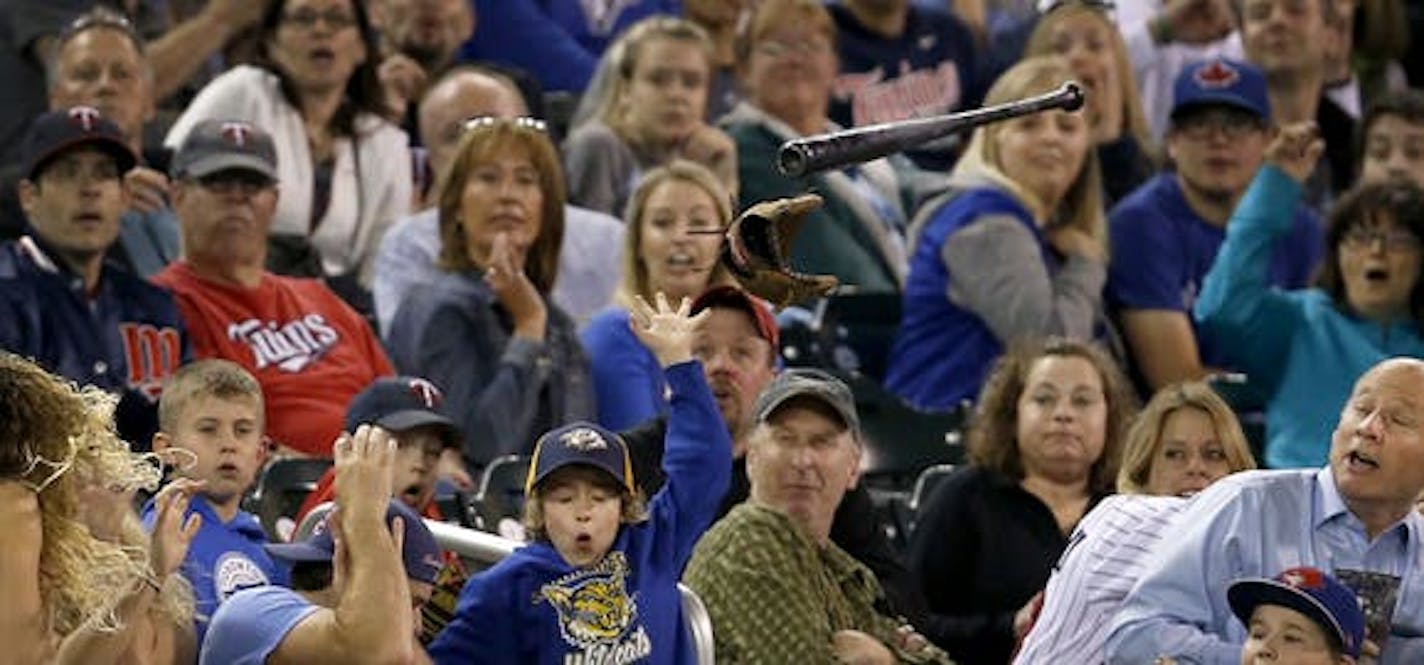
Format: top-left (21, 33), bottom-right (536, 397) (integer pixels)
top-left (171, 119), bottom-right (278, 181)
top-left (21, 106), bottom-right (136, 181)
top-left (345, 377), bottom-right (460, 447)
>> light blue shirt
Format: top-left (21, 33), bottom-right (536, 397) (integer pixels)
top-left (1106, 467), bottom-right (1424, 664)
top-left (199, 585), bottom-right (319, 665)
top-left (372, 205), bottom-right (625, 338)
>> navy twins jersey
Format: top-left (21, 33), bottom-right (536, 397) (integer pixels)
top-left (0, 236), bottom-right (188, 448)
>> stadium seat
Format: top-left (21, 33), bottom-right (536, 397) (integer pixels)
top-left (907, 463), bottom-right (959, 536)
top-left (249, 457), bottom-right (333, 541)
top-left (468, 454), bottom-right (531, 533)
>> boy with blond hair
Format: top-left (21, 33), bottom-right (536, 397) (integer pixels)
top-left (144, 359), bottom-right (286, 649)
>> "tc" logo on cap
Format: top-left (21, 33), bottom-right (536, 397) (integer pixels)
top-left (68, 106), bottom-right (102, 131)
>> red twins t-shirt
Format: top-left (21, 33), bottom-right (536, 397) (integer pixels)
top-left (154, 261), bottom-right (394, 457)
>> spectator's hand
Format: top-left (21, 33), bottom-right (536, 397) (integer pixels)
top-left (1360, 639), bottom-right (1381, 665)
top-left (628, 292), bottom-right (710, 368)
top-left (147, 478), bottom-right (204, 579)
top-left (683, 0), bottom-right (749, 27)
top-left (484, 231), bottom-right (548, 341)
top-left (831, 630), bottom-right (896, 665)
top-left (438, 448), bottom-right (475, 492)
top-left (378, 53), bottom-right (429, 120)
top-left (1158, 0), bottom-right (1235, 45)
top-left (125, 166), bottom-right (169, 215)
top-left (1048, 226), bottom-right (1105, 263)
top-left (1013, 589), bottom-right (1045, 640)
top-left (205, 0), bottom-right (271, 33)
top-left (333, 424), bottom-right (397, 521)
top-left (892, 624), bottom-right (933, 655)
top-left (677, 125), bottom-right (738, 198)
top-left (1265, 122), bottom-right (1325, 184)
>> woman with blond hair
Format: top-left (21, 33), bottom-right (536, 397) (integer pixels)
top-left (886, 56), bottom-right (1109, 412)
top-left (386, 117), bottom-right (593, 473)
top-left (1015, 381), bottom-right (1255, 664)
top-left (1025, 0), bottom-right (1157, 205)
top-left (581, 160), bottom-right (736, 430)
top-left (563, 16), bottom-right (738, 216)
top-left (1, 351), bottom-right (201, 665)
top-left (908, 337), bottom-right (1138, 664)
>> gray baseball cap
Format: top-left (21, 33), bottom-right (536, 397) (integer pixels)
top-left (171, 119), bottom-right (278, 181)
top-left (754, 368), bottom-right (860, 433)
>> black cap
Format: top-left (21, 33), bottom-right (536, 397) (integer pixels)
top-left (21, 106), bottom-right (137, 181)
top-left (344, 377), bottom-right (460, 447)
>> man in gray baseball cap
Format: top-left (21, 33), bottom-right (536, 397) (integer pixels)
top-left (170, 118), bottom-right (278, 183)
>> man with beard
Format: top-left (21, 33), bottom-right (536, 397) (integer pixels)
top-left (620, 285), bottom-right (928, 626)
top-left (1105, 358), bottom-right (1424, 663)
top-left (1107, 58), bottom-right (1322, 395)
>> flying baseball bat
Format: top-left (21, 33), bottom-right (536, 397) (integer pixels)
top-left (776, 81), bottom-right (1085, 177)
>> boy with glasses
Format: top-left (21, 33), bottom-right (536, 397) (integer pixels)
top-left (0, 105), bottom-right (188, 449)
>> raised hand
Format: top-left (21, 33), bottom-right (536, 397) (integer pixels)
top-left (124, 166), bottom-right (169, 215)
top-left (628, 292), bottom-right (711, 368)
top-left (333, 424), bottom-right (397, 521)
top-left (378, 53), bottom-right (429, 120)
top-left (484, 231), bottom-right (548, 341)
top-left (148, 478), bottom-right (205, 580)
top-left (1265, 122), bottom-right (1325, 184)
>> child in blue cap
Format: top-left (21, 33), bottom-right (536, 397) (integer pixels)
top-left (1229, 566), bottom-right (1367, 665)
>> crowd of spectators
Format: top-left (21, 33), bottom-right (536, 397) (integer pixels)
top-left (4, 0), bottom-right (1424, 663)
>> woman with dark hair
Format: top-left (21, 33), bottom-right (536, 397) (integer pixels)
top-left (385, 118), bottom-right (593, 472)
top-left (1197, 123), bottom-right (1424, 469)
top-left (907, 337), bottom-right (1138, 665)
top-left (164, 0), bottom-right (411, 292)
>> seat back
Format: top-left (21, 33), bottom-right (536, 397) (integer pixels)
top-left (469, 455), bottom-right (531, 533)
top-left (251, 458), bottom-right (333, 541)
top-left (907, 463), bottom-right (958, 536)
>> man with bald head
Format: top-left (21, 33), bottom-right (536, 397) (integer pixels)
top-left (1106, 358), bottom-right (1424, 664)
top-left (372, 65), bottom-right (624, 334)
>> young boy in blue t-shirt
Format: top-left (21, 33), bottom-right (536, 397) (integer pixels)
top-left (145, 358), bottom-right (287, 648)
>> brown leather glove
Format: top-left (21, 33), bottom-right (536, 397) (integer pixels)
top-left (720, 193), bottom-right (839, 308)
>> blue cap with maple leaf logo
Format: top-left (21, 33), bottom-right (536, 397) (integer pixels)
top-left (1171, 58), bottom-right (1271, 122)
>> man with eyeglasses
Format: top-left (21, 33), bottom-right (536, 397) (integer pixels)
top-left (0, 105), bottom-right (189, 450)
top-left (152, 119), bottom-right (395, 460)
top-left (1108, 58), bottom-right (1322, 396)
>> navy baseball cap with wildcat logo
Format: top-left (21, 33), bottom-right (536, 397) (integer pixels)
top-left (524, 422), bottom-right (635, 495)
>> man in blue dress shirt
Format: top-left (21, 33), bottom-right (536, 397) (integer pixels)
top-left (1106, 357), bottom-right (1424, 664)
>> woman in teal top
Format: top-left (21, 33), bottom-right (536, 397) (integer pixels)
top-left (1195, 124), bottom-right (1424, 468)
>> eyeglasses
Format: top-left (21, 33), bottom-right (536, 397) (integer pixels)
top-left (195, 171), bottom-right (274, 196)
top-left (754, 39), bottom-right (832, 59)
top-left (282, 8), bottom-right (358, 30)
top-left (1173, 108), bottom-right (1268, 140)
top-left (1343, 228), bottom-right (1422, 252)
top-left (463, 116), bottom-right (548, 134)
top-left (1041, 0), bottom-right (1116, 14)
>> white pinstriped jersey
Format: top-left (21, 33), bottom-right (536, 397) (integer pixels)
top-left (1014, 495), bottom-right (1188, 665)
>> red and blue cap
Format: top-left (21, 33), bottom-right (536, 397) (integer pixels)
top-left (1172, 58), bottom-right (1271, 123)
top-left (1228, 566), bottom-right (1366, 658)
top-left (264, 499), bottom-right (444, 585)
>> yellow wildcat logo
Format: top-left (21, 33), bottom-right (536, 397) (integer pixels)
top-left (540, 552), bottom-right (638, 648)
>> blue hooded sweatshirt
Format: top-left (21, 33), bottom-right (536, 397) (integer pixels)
top-left (428, 360), bottom-right (732, 663)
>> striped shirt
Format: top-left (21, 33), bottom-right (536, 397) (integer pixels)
top-left (1014, 495), bottom-right (1187, 665)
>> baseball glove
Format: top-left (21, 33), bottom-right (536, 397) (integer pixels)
top-left (720, 193), bottom-right (840, 308)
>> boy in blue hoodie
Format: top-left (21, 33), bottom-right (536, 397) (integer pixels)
top-left (429, 294), bottom-right (732, 664)
top-left (144, 358), bottom-right (288, 649)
